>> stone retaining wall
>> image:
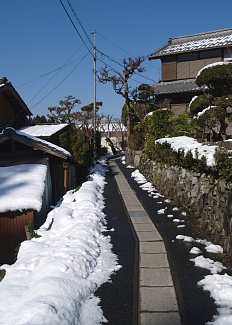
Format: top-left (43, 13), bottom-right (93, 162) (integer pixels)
top-left (126, 149), bottom-right (232, 258)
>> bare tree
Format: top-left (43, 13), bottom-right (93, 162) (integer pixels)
top-left (47, 95), bottom-right (81, 123)
top-left (98, 56), bottom-right (145, 137)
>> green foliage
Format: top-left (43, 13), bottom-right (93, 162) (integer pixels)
top-left (121, 103), bottom-right (127, 126)
top-left (195, 106), bottom-right (227, 142)
top-left (190, 94), bottom-right (215, 114)
top-left (168, 113), bottom-right (198, 137)
top-left (214, 148), bottom-right (232, 181)
top-left (128, 127), bottom-right (144, 150)
top-left (47, 95), bottom-right (81, 123)
top-left (215, 95), bottom-right (232, 108)
top-left (147, 141), bottom-right (209, 174)
top-left (143, 110), bottom-right (198, 156)
top-left (196, 63), bottom-right (232, 96)
top-left (25, 222), bottom-right (41, 239)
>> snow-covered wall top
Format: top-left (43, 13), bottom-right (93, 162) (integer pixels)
top-left (0, 164), bottom-right (47, 213)
top-left (156, 136), bottom-right (217, 166)
top-left (20, 124), bottom-right (68, 137)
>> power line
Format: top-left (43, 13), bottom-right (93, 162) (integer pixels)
top-left (17, 56), bottom-right (83, 88)
top-left (28, 46), bottom-right (84, 104)
top-left (30, 52), bottom-right (89, 110)
top-left (59, 0), bottom-right (93, 55)
top-left (65, 0), bottom-right (93, 47)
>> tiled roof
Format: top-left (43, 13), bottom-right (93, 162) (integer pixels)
top-left (152, 79), bottom-right (206, 95)
top-left (148, 28), bottom-right (232, 59)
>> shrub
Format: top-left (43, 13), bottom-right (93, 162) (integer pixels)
top-left (196, 63), bottom-right (232, 96)
top-left (189, 94), bottom-right (215, 114)
top-left (214, 148), bottom-right (232, 181)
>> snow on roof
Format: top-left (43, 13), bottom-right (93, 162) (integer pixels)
top-left (20, 124), bottom-right (68, 137)
top-left (156, 136), bottom-right (218, 166)
top-left (15, 129), bottom-right (71, 158)
top-left (0, 164), bottom-right (47, 213)
top-left (149, 28), bottom-right (232, 58)
top-left (0, 159), bottom-right (120, 324)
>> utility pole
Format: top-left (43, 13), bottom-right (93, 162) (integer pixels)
top-left (92, 30), bottom-right (97, 158)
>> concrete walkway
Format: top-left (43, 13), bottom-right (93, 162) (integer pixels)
top-left (109, 158), bottom-right (182, 325)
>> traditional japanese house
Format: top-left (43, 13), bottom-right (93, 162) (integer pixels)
top-left (0, 127), bottom-right (75, 264)
top-left (148, 27), bottom-right (232, 114)
top-left (0, 77), bottom-right (32, 129)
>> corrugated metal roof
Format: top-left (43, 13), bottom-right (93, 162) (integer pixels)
top-left (148, 28), bottom-right (232, 59)
top-left (152, 79), bottom-right (205, 95)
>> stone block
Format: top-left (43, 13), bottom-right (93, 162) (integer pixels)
top-left (140, 253), bottom-right (169, 268)
top-left (140, 267), bottom-right (174, 287)
top-left (137, 231), bottom-right (162, 242)
top-left (140, 286), bottom-right (179, 312)
top-left (140, 312), bottom-right (182, 325)
top-left (140, 241), bottom-right (166, 254)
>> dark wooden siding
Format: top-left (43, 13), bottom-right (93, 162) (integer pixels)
top-left (177, 57), bottom-right (222, 79)
top-left (162, 62), bottom-right (177, 81)
top-left (0, 93), bottom-right (15, 127)
top-left (0, 210), bottom-right (34, 264)
top-left (50, 159), bottom-right (65, 204)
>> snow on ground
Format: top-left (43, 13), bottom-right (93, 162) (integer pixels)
top-left (176, 235), bottom-right (194, 242)
top-left (0, 164), bottom-right (47, 213)
top-left (129, 166), bottom-right (232, 325)
top-left (0, 159), bottom-right (120, 325)
top-left (199, 274), bottom-right (232, 325)
top-left (190, 247), bottom-right (202, 255)
top-left (156, 136), bottom-right (217, 166)
top-left (190, 255), bottom-right (226, 274)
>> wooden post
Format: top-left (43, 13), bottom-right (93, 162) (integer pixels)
top-left (63, 162), bottom-right (69, 193)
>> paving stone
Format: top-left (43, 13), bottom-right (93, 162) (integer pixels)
top-left (126, 204), bottom-right (145, 211)
top-left (140, 286), bottom-right (179, 312)
top-left (137, 231), bottom-right (162, 242)
top-left (140, 253), bottom-right (169, 268)
top-left (133, 223), bottom-right (157, 232)
top-left (128, 211), bottom-right (148, 218)
top-left (140, 241), bottom-right (166, 254)
top-left (140, 268), bottom-right (174, 287)
top-left (140, 312), bottom-right (182, 325)
top-left (129, 216), bottom-right (151, 223)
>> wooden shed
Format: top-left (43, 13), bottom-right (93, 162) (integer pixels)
top-left (0, 127), bottom-right (76, 265)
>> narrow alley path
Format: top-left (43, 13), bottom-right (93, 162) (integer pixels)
top-left (96, 160), bottom-right (138, 325)
top-left (97, 157), bottom-right (217, 325)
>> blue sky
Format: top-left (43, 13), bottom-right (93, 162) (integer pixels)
top-left (1, 0), bottom-right (232, 118)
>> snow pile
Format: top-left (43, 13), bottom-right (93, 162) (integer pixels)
top-left (199, 274), bottom-right (232, 325)
top-left (0, 159), bottom-right (120, 325)
top-left (0, 164), bottom-right (47, 213)
top-left (190, 255), bottom-right (226, 274)
top-left (131, 169), bottom-right (147, 184)
top-left (156, 136), bottom-right (217, 166)
top-left (131, 169), bottom-right (157, 195)
top-left (176, 235), bottom-right (194, 242)
top-left (190, 247), bottom-right (202, 255)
